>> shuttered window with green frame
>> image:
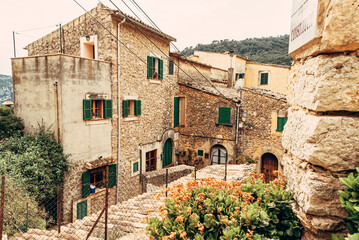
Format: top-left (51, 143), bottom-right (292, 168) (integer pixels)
top-left (174, 97), bottom-right (180, 127)
top-left (77, 200), bottom-right (87, 220)
top-left (122, 100), bottom-right (129, 117)
top-left (276, 117), bottom-right (288, 132)
top-left (108, 164), bottom-right (117, 188)
top-left (82, 171), bottom-right (91, 198)
top-left (83, 99), bottom-right (112, 120)
top-left (260, 72), bottom-right (269, 85)
top-left (103, 99), bottom-right (113, 118)
top-left (83, 99), bottom-right (92, 120)
top-left (147, 56), bottom-right (163, 80)
top-left (169, 60), bottom-right (174, 75)
top-left (218, 108), bottom-right (231, 125)
top-left (135, 100), bottom-right (141, 116)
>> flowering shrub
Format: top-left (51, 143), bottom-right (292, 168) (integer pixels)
top-left (146, 172), bottom-right (301, 239)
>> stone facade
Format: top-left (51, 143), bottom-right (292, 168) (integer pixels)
top-left (239, 88), bottom-right (288, 170)
top-left (284, 0), bottom-right (359, 238)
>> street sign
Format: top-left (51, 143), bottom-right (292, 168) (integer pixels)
top-left (289, 0), bottom-right (319, 53)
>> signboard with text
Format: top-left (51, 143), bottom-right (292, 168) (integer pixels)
top-left (289, 0), bottom-right (319, 53)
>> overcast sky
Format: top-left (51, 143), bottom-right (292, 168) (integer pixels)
top-left (0, 0), bottom-right (291, 75)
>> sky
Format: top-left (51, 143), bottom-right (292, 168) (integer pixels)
top-left (0, 0), bottom-right (292, 75)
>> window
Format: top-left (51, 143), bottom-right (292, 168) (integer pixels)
top-left (80, 35), bottom-right (98, 59)
top-left (169, 60), bottom-right (174, 75)
top-left (122, 100), bottom-right (141, 117)
top-left (235, 73), bottom-right (244, 80)
top-left (174, 97), bottom-right (185, 127)
top-left (147, 56), bottom-right (163, 80)
top-left (146, 150), bottom-right (157, 172)
top-left (82, 164), bottom-right (116, 198)
top-left (198, 150), bottom-right (204, 156)
top-left (83, 99), bottom-right (112, 120)
top-left (133, 162), bottom-right (139, 173)
top-left (260, 72), bottom-right (269, 85)
top-left (276, 117), bottom-right (288, 132)
top-left (218, 107), bottom-right (231, 125)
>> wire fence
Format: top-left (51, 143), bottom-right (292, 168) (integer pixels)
top-left (0, 161), bottom-right (255, 240)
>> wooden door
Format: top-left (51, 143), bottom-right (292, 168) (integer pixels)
top-left (261, 153), bottom-right (278, 183)
top-left (162, 139), bottom-right (173, 168)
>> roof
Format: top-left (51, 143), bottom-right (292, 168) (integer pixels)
top-left (179, 75), bottom-right (286, 102)
top-left (110, 6), bottom-right (176, 42)
top-left (170, 52), bottom-right (227, 72)
top-left (246, 61), bottom-right (291, 69)
top-left (193, 50), bottom-right (250, 62)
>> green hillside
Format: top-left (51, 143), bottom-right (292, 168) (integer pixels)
top-left (181, 35), bottom-right (292, 66)
top-left (0, 74), bottom-right (13, 103)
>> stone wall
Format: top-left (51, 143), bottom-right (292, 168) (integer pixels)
top-left (176, 84), bottom-right (237, 167)
top-left (284, 0), bottom-right (359, 238)
top-left (239, 88), bottom-right (288, 166)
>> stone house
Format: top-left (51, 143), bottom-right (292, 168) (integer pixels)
top-left (188, 50), bottom-right (290, 95)
top-left (170, 53), bottom-right (289, 182)
top-left (13, 3), bottom-right (180, 222)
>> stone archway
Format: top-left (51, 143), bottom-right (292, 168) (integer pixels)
top-left (210, 145), bottom-right (227, 165)
top-left (253, 145), bottom-right (283, 174)
top-left (261, 153), bottom-right (278, 183)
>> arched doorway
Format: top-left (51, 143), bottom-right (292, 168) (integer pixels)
top-left (210, 145), bottom-right (227, 165)
top-left (261, 153), bottom-right (278, 183)
top-left (162, 139), bottom-right (173, 168)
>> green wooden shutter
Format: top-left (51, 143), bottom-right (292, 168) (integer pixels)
top-left (133, 162), bottom-right (139, 173)
top-left (83, 99), bottom-right (92, 120)
top-left (198, 150), bottom-right (204, 156)
top-left (159, 59), bottom-right (163, 80)
top-left (108, 164), bottom-right (117, 188)
top-left (103, 99), bottom-right (113, 119)
top-left (135, 100), bottom-right (141, 116)
top-left (277, 117), bottom-right (286, 131)
top-left (169, 60), bottom-right (174, 75)
top-left (260, 73), bottom-right (268, 85)
top-left (174, 97), bottom-right (180, 127)
top-left (77, 200), bottom-right (87, 220)
top-left (122, 100), bottom-right (129, 117)
top-left (82, 171), bottom-right (91, 198)
top-left (147, 56), bottom-right (153, 79)
top-left (218, 108), bottom-right (231, 124)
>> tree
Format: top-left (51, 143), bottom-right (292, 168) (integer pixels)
top-left (0, 106), bottom-right (24, 140)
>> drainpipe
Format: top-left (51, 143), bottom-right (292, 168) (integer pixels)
top-left (54, 82), bottom-right (60, 143)
top-left (116, 17), bottom-right (126, 204)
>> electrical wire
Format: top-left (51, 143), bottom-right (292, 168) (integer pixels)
top-left (73, 0), bottom-right (147, 65)
top-left (107, 0), bottom-right (227, 99)
top-left (120, 0), bottom-right (228, 99)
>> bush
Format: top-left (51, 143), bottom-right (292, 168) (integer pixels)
top-left (332, 168), bottom-right (359, 240)
top-left (147, 173), bottom-right (302, 239)
top-left (0, 106), bottom-right (24, 140)
top-left (0, 126), bottom-right (68, 224)
top-left (3, 176), bottom-right (46, 237)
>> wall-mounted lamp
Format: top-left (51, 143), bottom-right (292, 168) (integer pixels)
top-left (157, 135), bottom-right (161, 142)
top-left (86, 35), bottom-right (91, 41)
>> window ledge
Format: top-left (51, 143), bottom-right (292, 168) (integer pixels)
top-left (149, 79), bottom-right (162, 84)
top-left (124, 116), bottom-right (139, 122)
top-left (216, 123), bottom-right (233, 127)
top-left (86, 119), bottom-right (109, 126)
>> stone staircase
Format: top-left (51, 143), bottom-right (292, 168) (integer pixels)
top-left (15, 164), bottom-right (255, 240)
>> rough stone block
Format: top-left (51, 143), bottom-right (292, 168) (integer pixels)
top-left (288, 54), bottom-right (359, 112)
top-left (282, 154), bottom-right (347, 219)
top-left (291, 0), bottom-right (359, 60)
top-left (282, 108), bottom-right (359, 172)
